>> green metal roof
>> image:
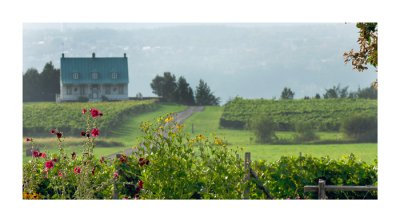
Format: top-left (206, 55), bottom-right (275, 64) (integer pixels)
top-left (60, 56), bottom-right (129, 84)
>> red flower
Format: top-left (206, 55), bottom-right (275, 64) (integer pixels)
top-left (139, 158), bottom-right (150, 166)
top-left (50, 129), bottom-right (56, 134)
top-left (45, 160), bottom-right (54, 169)
top-left (58, 171), bottom-right (63, 177)
top-left (56, 132), bottom-right (62, 139)
top-left (26, 138), bottom-right (32, 142)
top-left (90, 108), bottom-right (101, 118)
top-left (113, 172), bottom-right (119, 179)
top-left (82, 108), bottom-right (87, 114)
top-left (80, 131), bottom-right (86, 137)
top-left (74, 166), bottom-right (81, 174)
top-left (119, 155), bottom-right (127, 163)
top-left (91, 128), bottom-right (100, 137)
top-left (138, 180), bottom-right (144, 189)
top-left (32, 150), bottom-right (40, 158)
top-left (40, 152), bottom-right (46, 158)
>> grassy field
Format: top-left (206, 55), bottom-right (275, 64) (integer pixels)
top-left (183, 106), bottom-right (377, 163)
top-left (23, 103), bottom-right (187, 162)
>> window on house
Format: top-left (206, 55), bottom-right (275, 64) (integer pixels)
top-left (72, 73), bottom-right (79, 79)
top-left (92, 72), bottom-right (99, 79)
top-left (118, 85), bottom-right (124, 95)
top-left (105, 85), bottom-right (111, 94)
top-left (111, 72), bottom-right (118, 79)
top-left (66, 86), bottom-right (72, 95)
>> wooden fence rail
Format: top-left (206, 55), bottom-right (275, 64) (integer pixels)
top-left (304, 179), bottom-right (377, 199)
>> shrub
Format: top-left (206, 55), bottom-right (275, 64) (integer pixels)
top-left (251, 154), bottom-right (378, 199)
top-left (294, 121), bottom-right (319, 142)
top-left (341, 114), bottom-right (377, 142)
top-left (137, 115), bottom-right (245, 199)
top-left (77, 96), bottom-right (89, 102)
top-left (249, 116), bottom-right (278, 143)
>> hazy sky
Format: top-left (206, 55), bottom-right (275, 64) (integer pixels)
top-left (23, 23), bottom-right (377, 103)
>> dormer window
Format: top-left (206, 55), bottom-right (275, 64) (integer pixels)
top-left (112, 72), bottom-right (118, 79)
top-left (92, 72), bottom-right (99, 79)
top-left (72, 73), bottom-right (79, 79)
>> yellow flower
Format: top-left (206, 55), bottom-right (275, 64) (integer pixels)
top-left (196, 134), bottom-right (206, 141)
top-left (176, 124), bottom-right (183, 130)
top-left (164, 116), bottom-right (174, 123)
top-left (214, 137), bottom-right (223, 145)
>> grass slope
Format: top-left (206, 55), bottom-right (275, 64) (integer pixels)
top-left (183, 106), bottom-right (377, 163)
top-left (23, 104), bottom-right (187, 162)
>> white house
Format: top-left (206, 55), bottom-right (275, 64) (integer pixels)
top-left (57, 53), bottom-right (129, 102)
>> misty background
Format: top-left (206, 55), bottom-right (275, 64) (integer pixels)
top-left (23, 23), bottom-right (377, 103)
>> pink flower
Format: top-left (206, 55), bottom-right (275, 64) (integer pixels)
top-left (50, 129), bottom-right (56, 134)
top-left (56, 132), bottom-right (63, 139)
top-left (113, 172), bottom-right (119, 179)
top-left (32, 150), bottom-right (40, 158)
top-left (90, 108), bottom-right (101, 118)
top-left (45, 160), bottom-right (54, 169)
top-left (74, 166), bottom-right (81, 174)
top-left (40, 152), bottom-right (46, 158)
top-left (82, 108), bottom-right (87, 114)
top-left (91, 128), bottom-right (100, 137)
top-left (58, 171), bottom-right (63, 177)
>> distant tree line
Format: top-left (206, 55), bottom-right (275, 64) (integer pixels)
top-left (280, 84), bottom-right (377, 100)
top-left (23, 62), bottom-right (60, 102)
top-left (151, 72), bottom-right (220, 106)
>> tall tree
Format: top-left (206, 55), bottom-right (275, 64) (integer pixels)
top-left (323, 84), bottom-right (349, 99)
top-left (150, 72), bottom-right (177, 102)
top-left (195, 79), bottom-right (220, 106)
top-left (280, 87), bottom-right (294, 100)
top-left (174, 76), bottom-right (195, 105)
top-left (23, 62), bottom-right (60, 102)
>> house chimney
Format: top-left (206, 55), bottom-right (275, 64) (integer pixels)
top-left (92, 52), bottom-right (95, 58)
top-left (62, 53), bottom-right (64, 58)
top-left (124, 53), bottom-right (126, 58)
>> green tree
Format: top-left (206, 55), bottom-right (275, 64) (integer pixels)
top-left (174, 76), bottom-right (195, 105)
top-left (323, 84), bottom-right (348, 99)
top-left (250, 116), bottom-right (277, 144)
top-left (280, 87), bottom-right (294, 100)
top-left (195, 79), bottom-right (220, 106)
top-left (357, 86), bottom-right (377, 99)
top-left (23, 62), bottom-right (60, 102)
top-left (150, 72), bottom-right (177, 102)
top-left (314, 93), bottom-right (321, 99)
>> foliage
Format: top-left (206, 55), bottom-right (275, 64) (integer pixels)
top-left (356, 86), bottom-right (377, 99)
top-left (344, 22), bottom-right (378, 71)
top-left (315, 93), bottom-right (321, 99)
top-left (323, 84), bottom-right (349, 99)
top-left (23, 100), bottom-right (158, 136)
top-left (341, 114), bottom-right (377, 142)
top-left (23, 62), bottom-right (60, 102)
top-left (220, 97), bottom-right (377, 131)
top-left (249, 116), bottom-right (278, 144)
top-left (195, 79), bottom-right (220, 106)
top-left (137, 115), bottom-right (245, 199)
top-left (294, 121), bottom-right (319, 142)
top-left (150, 72), bottom-right (177, 102)
top-left (174, 76), bottom-right (195, 105)
top-left (251, 154), bottom-right (377, 199)
top-left (280, 87), bottom-right (295, 100)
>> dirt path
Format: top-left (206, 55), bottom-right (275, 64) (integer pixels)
top-left (107, 106), bottom-right (204, 159)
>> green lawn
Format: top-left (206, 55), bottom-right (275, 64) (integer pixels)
top-left (23, 104), bottom-right (187, 162)
top-left (183, 106), bottom-right (377, 163)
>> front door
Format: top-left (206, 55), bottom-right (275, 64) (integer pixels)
top-left (91, 85), bottom-right (99, 99)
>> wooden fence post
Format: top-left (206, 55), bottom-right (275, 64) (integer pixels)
top-left (318, 179), bottom-right (327, 200)
top-left (244, 152), bottom-right (251, 199)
